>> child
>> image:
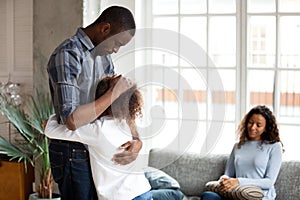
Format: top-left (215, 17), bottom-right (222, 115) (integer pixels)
top-left (45, 75), bottom-right (151, 200)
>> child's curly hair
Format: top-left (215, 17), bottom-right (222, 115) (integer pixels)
top-left (95, 75), bottom-right (143, 132)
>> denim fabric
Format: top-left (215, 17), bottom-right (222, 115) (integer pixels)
top-left (144, 166), bottom-right (180, 190)
top-left (49, 139), bottom-right (97, 200)
top-left (200, 191), bottom-right (222, 200)
top-left (151, 189), bottom-right (184, 200)
top-left (132, 191), bottom-right (153, 200)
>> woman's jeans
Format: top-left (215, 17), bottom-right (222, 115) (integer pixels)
top-left (201, 191), bottom-right (222, 200)
top-left (49, 139), bottom-right (97, 200)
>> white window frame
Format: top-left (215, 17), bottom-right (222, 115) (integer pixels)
top-left (134, 0), bottom-right (300, 159)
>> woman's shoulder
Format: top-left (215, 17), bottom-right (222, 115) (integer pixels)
top-left (265, 141), bottom-right (281, 146)
top-left (271, 141), bottom-right (282, 149)
top-left (264, 141), bottom-right (282, 152)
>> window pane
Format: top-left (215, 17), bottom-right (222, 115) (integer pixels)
top-left (181, 17), bottom-right (207, 53)
top-left (217, 70), bottom-right (236, 121)
top-left (180, 0), bottom-right (206, 14)
top-left (152, 50), bottom-right (179, 66)
top-left (152, 0), bottom-right (178, 15)
top-left (143, 67), bottom-right (180, 119)
top-left (207, 70), bottom-right (229, 121)
top-left (247, 0), bottom-right (275, 13)
top-left (153, 17), bottom-right (179, 67)
top-left (248, 16), bottom-right (276, 68)
top-left (205, 69), bottom-right (237, 121)
top-left (247, 70), bottom-right (274, 109)
top-left (209, 17), bottom-right (236, 67)
top-left (279, 17), bottom-right (300, 68)
top-left (181, 69), bottom-right (207, 120)
top-left (279, 0), bottom-right (300, 12)
top-left (180, 17), bottom-right (207, 68)
top-left (153, 17), bottom-right (178, 32)
top-left (208, 0), bottom-right (236, 14)
top-left (279, 70), bottom-right (300, 123)
top-left (146, 119), bottom-right (179, 151)
top-left (186, 122), bottom-right (206, 153)
top-left (209, 122), bottom-right (236, 154)
top-left (280, 125), bottom-right (300, 161)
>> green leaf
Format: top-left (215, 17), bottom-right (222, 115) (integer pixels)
top-left (0, 91), bottom-right (54, 198)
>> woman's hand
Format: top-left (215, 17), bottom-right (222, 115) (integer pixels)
top-left (218, 177), bottom-right (239, 192)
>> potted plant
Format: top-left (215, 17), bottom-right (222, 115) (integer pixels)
top-left (0, 91), bottom-right (59, 199)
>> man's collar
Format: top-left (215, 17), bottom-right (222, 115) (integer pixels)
top-left (77, 28), bottom-right (94, 51)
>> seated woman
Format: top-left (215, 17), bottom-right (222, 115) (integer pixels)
top-left (45, 75), bottom-right (152, 200)
top-left (201, 105), bottom-right (283, 200)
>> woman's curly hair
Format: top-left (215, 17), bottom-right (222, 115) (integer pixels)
top-left (95, 75), bottom-right (143, 133)
top-left (237, 105), bottom-right (284, 150)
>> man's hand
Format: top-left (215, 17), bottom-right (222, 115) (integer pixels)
top-left (112, 139), bottom-right (142, 165)
top-left (110, 75), bottom-right (134, 100)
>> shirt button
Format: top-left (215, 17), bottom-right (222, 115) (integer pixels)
top-left (72, 149), bottom-right (76, 152)
top-left (69, 158), bottom-right (72, 161)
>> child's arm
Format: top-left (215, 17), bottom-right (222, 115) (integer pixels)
top-left (44, 115), bottom-right (103, 145)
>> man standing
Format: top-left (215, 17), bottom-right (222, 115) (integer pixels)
top-left (47, 6), bottom-right (141, 200)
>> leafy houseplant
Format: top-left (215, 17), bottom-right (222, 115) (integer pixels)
top-left (0, 91), bottom-right (55, 199)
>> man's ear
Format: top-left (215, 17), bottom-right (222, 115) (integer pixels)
top-left (100, 22), bottom-right (111, 36)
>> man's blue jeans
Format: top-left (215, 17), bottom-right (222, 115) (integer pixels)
top-left (49, 139), bottom-right (97, 200)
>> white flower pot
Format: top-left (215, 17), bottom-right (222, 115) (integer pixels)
top-left (28, 193), bottom-right (60, 200)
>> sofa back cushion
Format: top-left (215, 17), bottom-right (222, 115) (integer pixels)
top-left (274, 160), bottom-right (300, 200)
top-left (148, 149), bottom-right (228, 196)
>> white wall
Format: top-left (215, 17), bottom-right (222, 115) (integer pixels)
top-left (33, 0), bottom-right (83, 93)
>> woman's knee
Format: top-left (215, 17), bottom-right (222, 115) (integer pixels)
top-left (200, 191), bottom-right (222, 200)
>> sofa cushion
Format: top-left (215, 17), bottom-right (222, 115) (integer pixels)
top-left (274, 161), bottom-right (300, 200)
top-left (148, 149), bottom-right (228, 196)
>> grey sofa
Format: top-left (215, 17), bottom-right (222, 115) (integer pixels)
top-left (148, 149), bottom-right (300, 200)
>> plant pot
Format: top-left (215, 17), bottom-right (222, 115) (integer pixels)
top-left (28, 193), bottom-right (60, 200)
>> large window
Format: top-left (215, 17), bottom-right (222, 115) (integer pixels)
top-left (134, 0), bottom-right (300, 160)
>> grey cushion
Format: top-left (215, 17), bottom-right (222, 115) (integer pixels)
top-left (274, 161), bottom-right (300, 200)
top-left (148, 149), bottom-right (228, 196)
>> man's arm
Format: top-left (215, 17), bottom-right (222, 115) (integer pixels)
top-left (112, 139), bottom-right (142, 165)
top-left (66, 75), bottom-right (133, 130)
top-left (64, 74), bottom-right (143, 165)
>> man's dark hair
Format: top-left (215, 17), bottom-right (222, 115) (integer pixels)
top-left (95, 6), bottom-right (136, 36)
